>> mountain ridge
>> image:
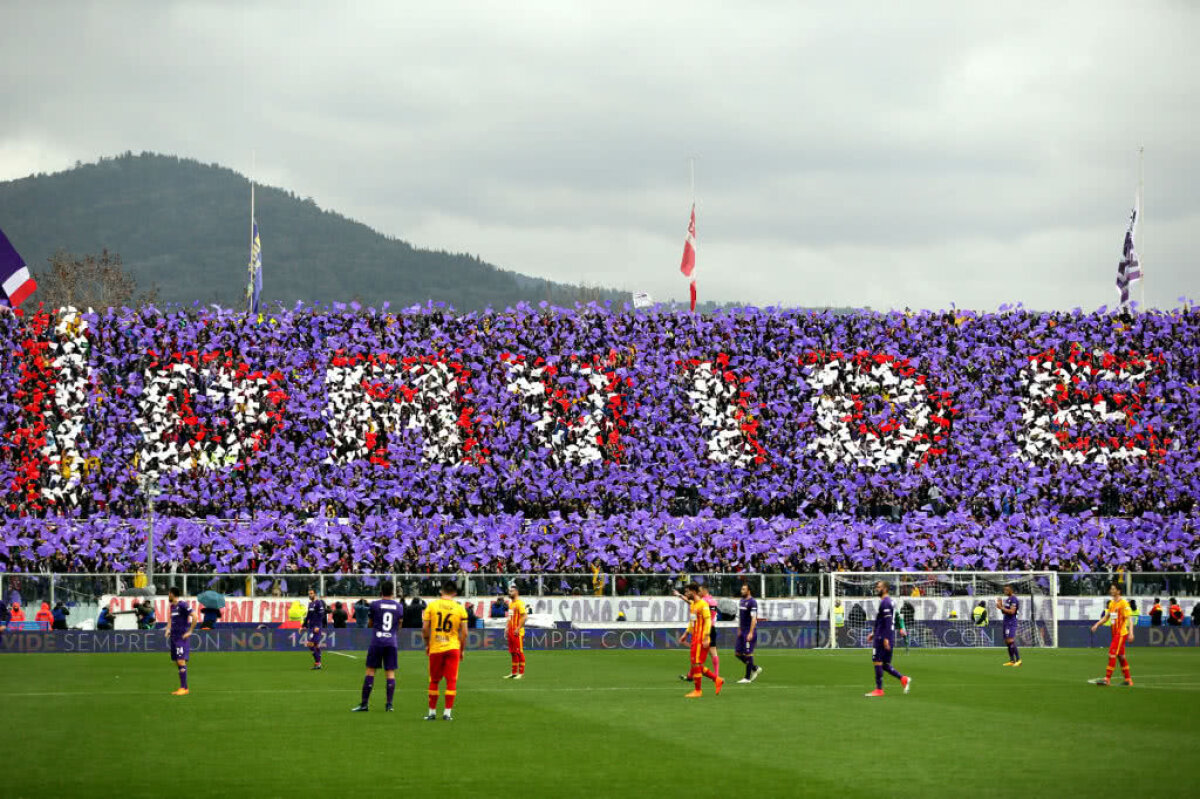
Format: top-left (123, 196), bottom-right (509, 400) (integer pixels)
top-left (0, 151), bottom-right (631, 311)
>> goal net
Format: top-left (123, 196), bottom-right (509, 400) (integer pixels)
top-left (830, 572), bottom-right (1057, 649)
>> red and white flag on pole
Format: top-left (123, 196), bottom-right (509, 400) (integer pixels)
top-left (679, 204), bottom-right (696, 312)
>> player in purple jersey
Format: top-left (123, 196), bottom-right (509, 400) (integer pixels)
top-left (996, 585), bottom-right (1022, 667)
top-left (734, 584), bottom-right (762, 683)
top-left (304, 588), bottom-right (329, 670)
top-left (865, 581), bottom-right (910, 697)
top-left (0, 600), bottom-right (9, 649)
top-left (351, 583), bottom-right (402, 713)
top-left (165, 586), bottom-right (196, 696)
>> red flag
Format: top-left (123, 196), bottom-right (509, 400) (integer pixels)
top-left (679, 204), bottom-right (696, 311)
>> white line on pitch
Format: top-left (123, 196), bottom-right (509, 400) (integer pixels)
top-left (3, 682), bottom-right (1075, 699)
top-left (3, 686), bottom-right (776, 698)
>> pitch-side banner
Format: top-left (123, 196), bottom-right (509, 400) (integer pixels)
top-left (0, 625), bottom-right (823, 654)
top-left (3, 622), bottom-right (1198, 654)
top-left (97, 594), bottom-right (1199, 626)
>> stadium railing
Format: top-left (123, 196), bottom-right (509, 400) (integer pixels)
top-left (3, 570), bottom-right (1194, 611)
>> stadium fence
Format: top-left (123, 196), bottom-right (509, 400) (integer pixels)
top-left (9, 570), bottom-right (1200, 604)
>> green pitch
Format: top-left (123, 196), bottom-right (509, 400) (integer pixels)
top-left (3, 648), bottom-right (1198, 798)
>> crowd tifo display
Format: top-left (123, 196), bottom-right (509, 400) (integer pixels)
top-left (1, 302), bottom-right (1198, 574)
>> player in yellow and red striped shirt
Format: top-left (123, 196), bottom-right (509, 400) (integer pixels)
top-left (1091, 583), bottom-right (1135, 687)
top-left (503, 585), bottom-right (527, 679)
top-left (677, 583), bottom-right (724, 698)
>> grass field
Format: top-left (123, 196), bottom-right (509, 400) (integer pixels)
top-left (2, 647), bottom-right (1198, 798)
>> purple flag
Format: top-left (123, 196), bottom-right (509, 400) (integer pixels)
top-left (1115, 203), bottom-right (1140, 308)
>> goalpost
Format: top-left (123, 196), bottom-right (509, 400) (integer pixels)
top-left (829, 571), bottom-right (1058, 650)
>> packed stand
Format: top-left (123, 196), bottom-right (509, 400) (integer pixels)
top-left (0, 302), bottom-right (1198, 573)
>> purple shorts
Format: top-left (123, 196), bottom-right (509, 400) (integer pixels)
top-left (308, 627), bottom-right (325, 646)
top-left (365, 643), bottom-right (397, 671)
top-left (735, 631), bottom-right (756, 656)
top-left (169, 637), bottom-right (190, 662)
top-left (872, 641), bottom-right (893, 664)
top-left (1003, 623), bottom-right (1018, 640)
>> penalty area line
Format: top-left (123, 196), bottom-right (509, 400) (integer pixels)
top-left (326, 651), bottom-right (358, 659)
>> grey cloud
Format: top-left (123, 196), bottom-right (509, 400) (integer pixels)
top-left (1, 0), bottom-right (1196, 310)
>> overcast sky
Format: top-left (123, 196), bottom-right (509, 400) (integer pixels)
top-left (1, 1), bottom-right (1196, 310)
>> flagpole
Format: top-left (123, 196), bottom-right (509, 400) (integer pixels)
top-left (248, 150), bottom-right (256, 314)
top-left (1137, 144), bottom-right (1145, 311)
top-left (690, 157), bottom-right (696, 314)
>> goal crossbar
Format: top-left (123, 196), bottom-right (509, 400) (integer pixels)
top-left (829, 571), bottom-right (1059, 649)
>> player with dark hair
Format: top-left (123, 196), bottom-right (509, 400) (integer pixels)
top-left (673, 581), bottom-right (720, 681)
top-left (865, 580), bottom-right (911, 697)
top-left (996, 584), bottom-right (1022, 667)
top-left (678, 583), bottom-right (724, 698)
top-left (351, 583), bottom-right (402, 712)
top-left (735, 583), bottom-right (762, 683)
top-left (304, 587), bottom-right (329, 670)
top-left (503, 584), bottom-right (527, 679)
top-left (1091, 583), bottom-right (1134, 687)
top-left (423, 581), bottom-right (468, 720)
top-left (165, 586), bottom-right (195, 696)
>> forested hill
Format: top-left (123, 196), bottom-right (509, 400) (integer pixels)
top-left (0, 152), bottom-right (630, 311)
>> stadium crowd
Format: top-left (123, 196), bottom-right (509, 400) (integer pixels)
top-left (1, 303), bottom-right (1198, 574)
top-left (0, 510), bottom-right (1196, 574)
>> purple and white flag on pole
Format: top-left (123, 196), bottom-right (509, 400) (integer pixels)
top-left (1115, 202), bottom-right (1140, 308)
